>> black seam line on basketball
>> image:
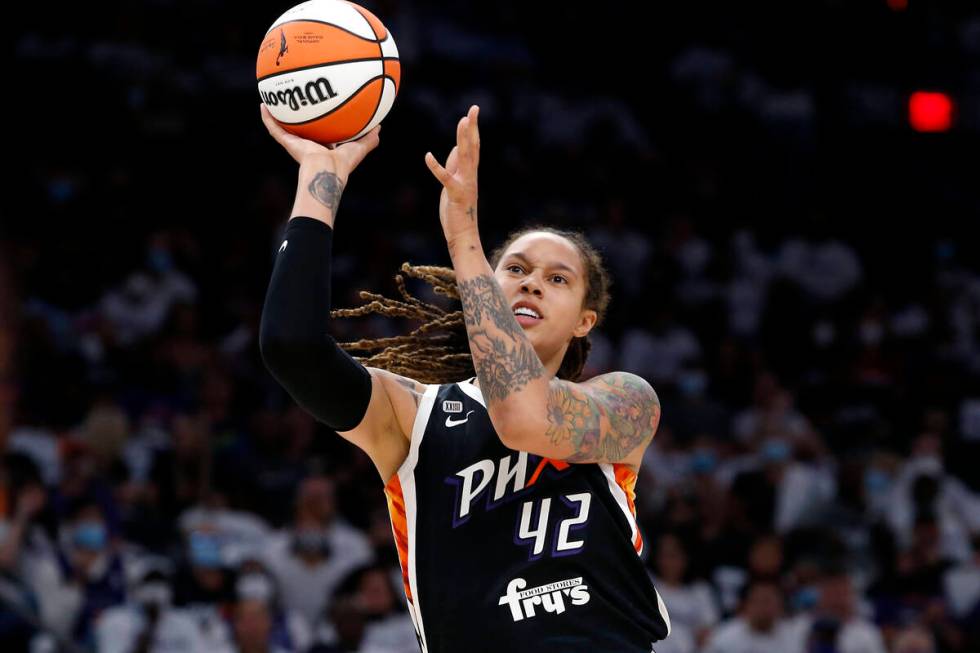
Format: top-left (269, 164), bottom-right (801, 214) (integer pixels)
top-left (276, 74), bottom-right (392, 126)
top-left (268, 19), bottom-right (383, 43)
top-left (366, 28), bottom-right (385, 138)
top-left (257, 57), bottom-right (398, 83)
top-left (351, 2), bottom-right (385, 41)
top-left (338, 74), bottom-right (399, 143)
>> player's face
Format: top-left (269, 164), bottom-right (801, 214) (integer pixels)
top-left (494, 232), bottom-right (597, 365)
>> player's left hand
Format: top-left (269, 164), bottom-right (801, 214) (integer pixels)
top-left (425, 105), bottom-right (480, 249)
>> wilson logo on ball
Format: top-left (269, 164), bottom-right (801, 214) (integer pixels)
top-left (260, 78), bottom-right (339, 112)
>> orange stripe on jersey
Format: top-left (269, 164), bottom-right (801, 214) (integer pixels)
top-left (612, 463), bottom-right (643, 553)
top-left (384, 473), bottom-right (413, 602)
top-left (526, 457), bottom-right (570, 487)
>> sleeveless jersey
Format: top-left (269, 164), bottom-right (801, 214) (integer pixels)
top-left (383, 377), bottom-right (671, 652)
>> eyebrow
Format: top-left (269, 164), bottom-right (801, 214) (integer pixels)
top-left (505, 251), bottom-right (579, 277)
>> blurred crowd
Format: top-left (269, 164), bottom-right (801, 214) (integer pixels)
top-left (5, 0), bottom-right (980, 652)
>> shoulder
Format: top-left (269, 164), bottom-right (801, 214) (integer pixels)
top-left (581, 371), bottom-right (660, 405)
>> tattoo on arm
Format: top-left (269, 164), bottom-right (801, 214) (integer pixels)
top-left (308, 171), bottom-right (345, 215)
top-left (456, 274), bottom-right (545, 403)
top-left (545, 373), bottom-right (660, 463)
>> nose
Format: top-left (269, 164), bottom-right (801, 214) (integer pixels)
top-left (520, 275), bottom-right (543, 297)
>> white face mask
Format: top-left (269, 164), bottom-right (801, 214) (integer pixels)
top-left (134, 582), bottom-right (173, 609)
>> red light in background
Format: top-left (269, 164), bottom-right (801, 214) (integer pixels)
top-left (908, 91), bottom-right (954, 132)
top-left (887, 0), bottom-right (908, 11)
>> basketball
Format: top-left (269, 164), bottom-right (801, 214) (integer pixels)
top-left (257, 0), bottom-right (400, 145)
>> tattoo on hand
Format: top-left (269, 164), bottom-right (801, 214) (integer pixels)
top-left (545, 373), bottom-right (660, 463)
top-left (456, 274), bottom-right (545, 403)
top-left (309, 171), bottom-right (345, 214)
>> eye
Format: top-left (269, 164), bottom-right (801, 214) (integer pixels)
top-left (551, 275), bottom-right (567, 284)
top-left (506, 264), bottom-right (524, 274)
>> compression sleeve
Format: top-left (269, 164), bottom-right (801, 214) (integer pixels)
top-left (258, 216), bottom-right (372, 431)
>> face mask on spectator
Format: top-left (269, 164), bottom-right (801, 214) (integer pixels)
top-left (237, 572), bottom-right (275, 603)
top-left (73, 521), bottom-right (108, 551)
top-left (292, 530), bottom-right (332, 558)
top-left (864, 468), bottom-right (891, 496)
top-left (690, 449), bottom-right (717, 474)
top-left (134, 581), bottom-right (173, 610)
top-left (762, 439), bottom-right (791, 464)
top-left (677, 370), bottom-right (708, 397)
top-left (147, 247), bottom-right (174, 274)
top-left (790, 585), bottom-right (820, 611)
top-left (189, 532), bottom-right (224, 569)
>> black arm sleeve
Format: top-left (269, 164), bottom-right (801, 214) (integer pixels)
top-left (259, 217), bottom-right (372, 431)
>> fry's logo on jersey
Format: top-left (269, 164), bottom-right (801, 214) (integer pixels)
top-left (498, 576), bottom-right (590, 622)
top-left (445, 452), bottom-right (572, 527)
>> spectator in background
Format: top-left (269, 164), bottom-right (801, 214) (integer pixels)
top-left (234, 557), bottom-right (312, 652)
top-left (46, 500), bottom-right (127, 643)
top-left (647, 532), bottom-right (719, 649)
top-left (95, 565), bottom-right (206, 653)
top-left (231, 597), bottom-right (291, 653)
top-left (0, 454), bottom-right (49, 649)
top-left (886, 432), bottom-right (980, 563)
top-left (264, 475), bottom-right (373, 629)
top-left (98, 233), bottom-right (198, 347)
top-left (313, 563), bottom-right (417, 653)
top-left (173, 528), bottom-right (236, 650)
top-left (618, 304), bottom-right (702, 387)
top-left (729, 435), bottom-right (836, 535)
top-left (703, 579), bottom-right (801, 653)
top-left (943, 533), bottom-right (980, 642)
top-left (892, 625), bottom-right (936, 653)
top-left (790, 568), bottom-right (886, 653)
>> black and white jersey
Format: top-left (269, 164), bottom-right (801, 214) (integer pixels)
top-left (383, 377), bottom-right (671, 652)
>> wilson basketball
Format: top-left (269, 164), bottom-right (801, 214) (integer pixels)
top-left (257, 0), bottom-right (400, 145)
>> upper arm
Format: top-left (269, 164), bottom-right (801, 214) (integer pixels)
top-left (337, 367), bottom-right (424, 482)
top-left (500, 371), bottom-right (661, 467)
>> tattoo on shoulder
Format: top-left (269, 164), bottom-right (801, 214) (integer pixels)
top-left (396, 377), bottom-right (422, 408)
top-left (456, 274), bottom-right (545, 403)
top-left (545, 373), bottom-right (660, 463)
top-left (308, 171), bottom-right (345, 214)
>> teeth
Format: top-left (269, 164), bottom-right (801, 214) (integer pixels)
top-left (514, 307), bottom-right (541, 319)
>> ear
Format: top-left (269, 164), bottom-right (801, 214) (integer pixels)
top-left (572, 308), bottom-right (598, 339)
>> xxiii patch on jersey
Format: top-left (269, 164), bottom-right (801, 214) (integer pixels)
top-left (383, 377), bottom-right (671, 652)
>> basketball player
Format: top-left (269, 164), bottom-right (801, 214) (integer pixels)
top-left (258, 103), bottom-right (671, 652)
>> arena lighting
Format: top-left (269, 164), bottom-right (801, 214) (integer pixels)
top-left (908, 91), bottom-right (954, 132)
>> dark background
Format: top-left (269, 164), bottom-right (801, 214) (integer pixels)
top-left (2, 1), bottom-right (979, 652)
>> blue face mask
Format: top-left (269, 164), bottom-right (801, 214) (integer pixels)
top-left (147, 247), bottom-right (174, 274)
top-left (690, 449), bottom-right (718, 474)
top-left (864, 468), bottom-right (891, 495)
top-left (763, 440), bottom-right (791, 463)
top-left (73, 522), bottom-right (107, 551)
top-left (678, 371), bottom-right (708, 397)
top-left (188, 533), bottom-right (223, 569)
top-left (790, 585), bottom-right (820, 611)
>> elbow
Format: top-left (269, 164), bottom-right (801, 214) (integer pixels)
top-left (491, 408), bottom-right (536, 451)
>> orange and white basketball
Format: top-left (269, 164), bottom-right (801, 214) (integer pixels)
top-left (257, 0), bottom-right (400, 145)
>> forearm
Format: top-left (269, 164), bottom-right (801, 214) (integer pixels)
top-left (259, 216), bottom-right (371, 431)
top-left (449, 231), bottom-right (550, 435)
top-left (289, 158), bottom-right (346, 226)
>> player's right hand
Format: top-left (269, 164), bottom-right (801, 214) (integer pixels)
top-left (260, 103), bottom-right (381, 186)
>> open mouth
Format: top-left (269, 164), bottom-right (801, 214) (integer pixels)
top-left (513, 305), bottom-right (542, 326)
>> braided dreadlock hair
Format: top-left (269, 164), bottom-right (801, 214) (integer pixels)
top-left (331, 225), bottom-right (612, 385)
